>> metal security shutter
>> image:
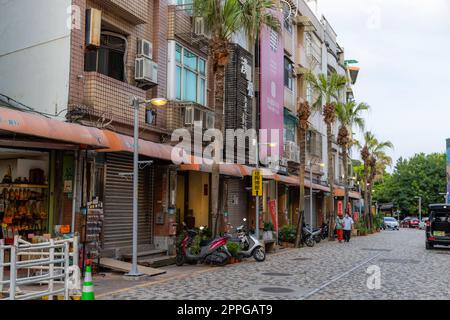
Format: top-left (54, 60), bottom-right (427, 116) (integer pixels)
top-left (226, 179), bottom-right (248, 228)
top-left (103, 153), bottom-right (154, 250)
top-left (304, 193), bottom-right (317, 228)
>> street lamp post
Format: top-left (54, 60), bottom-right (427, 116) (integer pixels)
top-left (415, 196), bottom-right (422, 221)
top-left (126, 96), bottom-right (167, 277)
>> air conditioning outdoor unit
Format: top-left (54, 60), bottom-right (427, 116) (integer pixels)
top-left (184, 107), bottom-right (194, 125)
top-left (193, 17), bottom-right (207, 37)
top-left (137, 39), bottom-right (153, 60)
top-left (135, 57), bottom-right (158, 84)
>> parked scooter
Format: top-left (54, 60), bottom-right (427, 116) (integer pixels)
top-left (231, 218), bottom-right (266, 262)
top-left (320, 223), bottom-right (329, 240)
top-left (305, 224), bottom-right (323, 243)
top-left (301, 225), bottom-right (316, 247)
top-left (176, 223), bottom-right (231, 267)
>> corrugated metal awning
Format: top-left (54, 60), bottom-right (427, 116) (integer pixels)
top-left (0, 106), bottom-right (109, 148)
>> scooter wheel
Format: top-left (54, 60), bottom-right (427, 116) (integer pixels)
top-left (315, 237), bottom-right (321, 244)
top-left (175, 254), bottom-right (185, 266)
top-left (253, 247), bottom-right (266, 262)
top-left (305, 237), bottom-right (315, 247)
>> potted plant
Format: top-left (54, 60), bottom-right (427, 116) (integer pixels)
top-left (278, 225), bottom-right (296, 248)
top-left (226, 242), bottom-right (241, 264)
top-left (263, 221), bottom-right (274, 241)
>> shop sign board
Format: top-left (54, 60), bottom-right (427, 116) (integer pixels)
top-left (252, 169), bottom-right (263, 197)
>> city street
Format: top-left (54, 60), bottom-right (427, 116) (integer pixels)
top-left (101, 229), bottom-right (450, 300)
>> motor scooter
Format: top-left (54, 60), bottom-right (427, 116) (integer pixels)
top-left (176, 224), bottom-right (231, 266)
top-left (231, 218), bottom-right (266, 262)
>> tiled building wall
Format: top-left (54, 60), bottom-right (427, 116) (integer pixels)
top-left (68, 0), bottom-right (169, 139)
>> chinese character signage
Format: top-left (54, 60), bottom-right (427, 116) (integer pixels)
top-left (260, 11), bottom-right (283, 162)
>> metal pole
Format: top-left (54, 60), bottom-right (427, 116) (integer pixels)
top-left (9, 237), bottom-right (17, 300)
top-left (71, 150), bottom-right (79, 233)
top-left (359, 184), bottom-right (362, 219)
top-left (49, 239), bottom-right (55, 300)
top-left (310, 161), bottom-right (313, 233)
top-left (0, 239), bottom-right (4, 294)
top-left (127, 98), bottom-right (142, 277)
top-left (419, 197), bottom-right (422, 221)
top-left (64, 242), bottom-right (70, 300)
top-left (255, 140), bottom-right (260, 240)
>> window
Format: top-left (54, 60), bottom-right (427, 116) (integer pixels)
top-left (282, 2), bottom-right (293, 33)
top-left (284, 57), bottom-right (293, 90)
top-left (284, 109), bottom-right (297, 143)
top-left (175, 44), bottom-right (207, 105)
top-left (307, 130), bottom-right (323, 159)
top-left (85, 33), bottom-right (126, 82)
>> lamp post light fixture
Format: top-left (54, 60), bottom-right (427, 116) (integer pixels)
top-left (126, 96), bottom-right (167, 277)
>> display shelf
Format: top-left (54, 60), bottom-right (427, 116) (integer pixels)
top-left (0, 184), bottom-right (49, 189)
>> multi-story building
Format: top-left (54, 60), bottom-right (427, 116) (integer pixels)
top-left (0, 0), bottom-right (362, 263)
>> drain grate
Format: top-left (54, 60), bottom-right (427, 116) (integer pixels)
top-left (259, 287), bottom-right (295, 294)
top-left (378, 258), bottom-right (420, 264)
top-left (361, 248), bottom-right (392, 252)
top-left (261, 272), bottom-right (293, 277)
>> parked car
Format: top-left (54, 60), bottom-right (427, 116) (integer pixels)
top-left (382, 217), bottom-right (399, 230)
top-left (419, 217), bottom-right (429, 230)
top-left (426, 204), bottom-right (450, 250)
top-left (401, 216), bottom-right (420, 228)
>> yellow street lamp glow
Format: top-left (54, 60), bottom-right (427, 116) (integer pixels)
top-left (148, 98), bottom-right (168, 106)
top-left (319, 163), bottom-right (325, 168)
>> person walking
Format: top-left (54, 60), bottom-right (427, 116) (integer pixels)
top-left (343, 213), bottom-right (354, 243)
top-left (336, 214), bottom-right (344, 243)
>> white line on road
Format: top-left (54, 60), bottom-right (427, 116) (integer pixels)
top-left (300, 252), bottom-right (384, 300)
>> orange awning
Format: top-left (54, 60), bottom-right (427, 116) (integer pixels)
top-left (0, 107), bottom-right (109, 148)
top-left (101, 130), bottom-right (173, 161)
top-left (334, 187), bottom-right (361, 199)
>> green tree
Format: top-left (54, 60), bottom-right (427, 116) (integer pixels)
top-left (335, 101), bottom-right (369, 217)
top-left (306, 72), bottom-right (347, 240)
top-left (193, 0), bottom-right (280, 235)
top-left (373, 153), bottom-right (447, 216)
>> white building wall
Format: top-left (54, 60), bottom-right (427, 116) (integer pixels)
top-left (0, 0), bottom-right (72, 119)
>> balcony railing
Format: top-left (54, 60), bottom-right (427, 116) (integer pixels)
top-left (168, 4), bottom-right (209, 55)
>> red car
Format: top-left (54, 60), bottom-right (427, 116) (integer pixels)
top-left (407, 218), bottom-right (420, 228)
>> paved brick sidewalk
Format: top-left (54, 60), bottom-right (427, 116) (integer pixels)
top-left (99, 229), bottom-right (450, 300)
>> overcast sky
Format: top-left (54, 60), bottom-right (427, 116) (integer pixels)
top-left (310, 0), bottom-right (450, 166)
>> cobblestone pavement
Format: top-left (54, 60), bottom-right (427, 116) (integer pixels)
top-left (102, 229), bottom-right (450, 300)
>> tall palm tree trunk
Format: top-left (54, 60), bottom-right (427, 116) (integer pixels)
top-left (212, 63), bottom-right (226, 236)
top-left (363, 165), bottom-right (369, 229)
top-left (326, 124), bottom-right (335, 240)
top-left (295, 126), bottom-right (306, 247)
top-left (342, 147), bottom-right (349, 216)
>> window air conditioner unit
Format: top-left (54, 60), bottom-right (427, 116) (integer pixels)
top-left (193, 17), bottom-right (207, 37)
top-left (85, 8), bottom-right (102, 47)
top-left (135, 57), bottom-right (158, 84)
top-left (184, 107), bottom-right (194, 125)
top-left (137, 39), bottom-right (153, 60)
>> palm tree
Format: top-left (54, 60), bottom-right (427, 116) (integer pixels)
top-left (193, 0), bottom-right (280, 235)
top-left (294, 99), bottom-right (311, 247)
top-left (359, 132), bottom-right (393, 229)
top-left (305, 72), bottom-right (347, 240)
top-left (335, 101), bottom-right (369, 218)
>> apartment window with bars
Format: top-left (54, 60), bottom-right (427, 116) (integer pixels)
top-left (175, 44), bottom-right (206, 106)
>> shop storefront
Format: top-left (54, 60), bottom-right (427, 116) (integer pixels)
top-left (223, 178), bottom-right (249, 230)
top-left (0, 148), bottom-right (50, 244)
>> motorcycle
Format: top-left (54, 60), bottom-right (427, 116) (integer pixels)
top-left (320, 223), bottom-right (329, 240)
top-left (230, 218), bottom-right (266, 262)
top-left (301, 225), bottom-right (316, 247)
top-left (305, 224), bottom-right (323, 244)
top-left (176, 224), bottom-right (231, 267)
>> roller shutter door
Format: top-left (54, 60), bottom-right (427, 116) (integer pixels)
top-left (103, 153), bottom-right (154, 250)
top-left (226, 179), bottom-right (248, 228)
